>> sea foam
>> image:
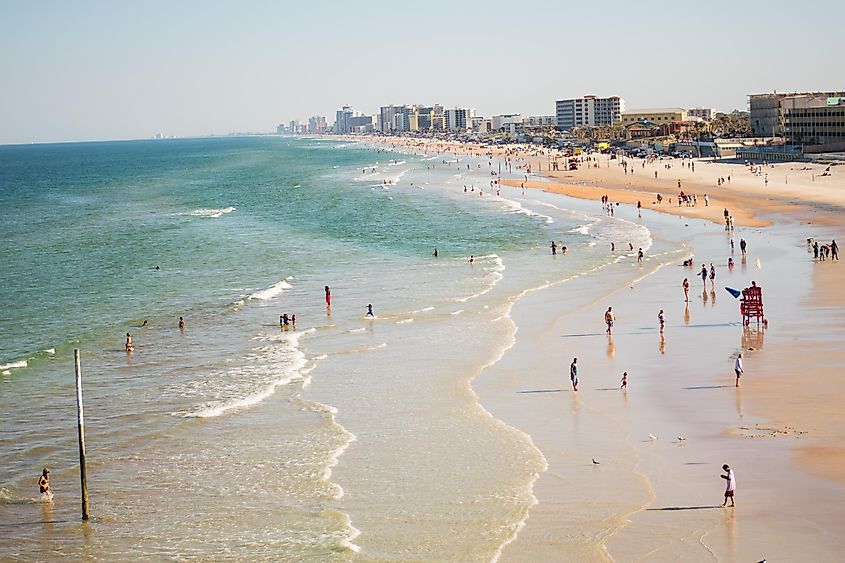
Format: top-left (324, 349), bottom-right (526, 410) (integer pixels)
top-left (248, 279), bottom-right (292, 301)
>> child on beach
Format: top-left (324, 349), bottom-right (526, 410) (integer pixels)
top-left (570, 358), bottom-right (578, 391)
top-left (721, 464), bottom-right (736, 507)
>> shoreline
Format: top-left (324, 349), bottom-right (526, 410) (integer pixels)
top-left (371, 133), bottom-right (845, 557)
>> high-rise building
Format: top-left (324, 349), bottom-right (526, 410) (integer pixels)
top-left (555, 95), bottom-right (624, 129)
top-left (308, 116), bottom-right (328, 134)
top-left (335, 106), bottom-right (355, 134)
top-left (445, 107), bottom-right (477, 131)
top-left (379, 105), bottom-right (410, 133)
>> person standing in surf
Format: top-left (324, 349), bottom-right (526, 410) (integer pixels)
top-left (38, 468), bottom-right (51, 500)
top-left (366, 304), bottom-right (374, 318)
top-left (125, 332), bottom-right (134, 352)
top-left (324, 286), bottom-right (331, 306)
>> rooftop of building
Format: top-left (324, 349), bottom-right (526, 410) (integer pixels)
top-left (622, 108), bottom-right (687, 114)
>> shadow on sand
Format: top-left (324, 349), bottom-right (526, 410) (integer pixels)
top-left (684, 385), bottom-right (732, 390)
top-left (647, 505), bottom-right (722, 511)
top-left (517, 389), bottom-right (563, 394)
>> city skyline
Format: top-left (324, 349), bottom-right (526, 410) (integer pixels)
top-left (1, 0), bottom-right (843, 144)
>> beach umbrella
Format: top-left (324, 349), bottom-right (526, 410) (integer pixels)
top-left (725, 287), bottom-right (741, 298)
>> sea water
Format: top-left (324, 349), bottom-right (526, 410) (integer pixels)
top-left (0, 137), bottom-right (652, 560)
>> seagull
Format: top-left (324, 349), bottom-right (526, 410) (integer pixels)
top-left (592, 458), bottom-right (600, 465)
top-left (677, 436), bottom-right (686, 441)
top-left (649, 434), bottom-right (658, 441)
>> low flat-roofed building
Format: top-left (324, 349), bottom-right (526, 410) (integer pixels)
top-left (622, 108), bottom-right (688, 125)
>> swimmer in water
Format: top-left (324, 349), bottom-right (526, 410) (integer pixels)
top-left (125, 332), bottom-right (134, 352)
top-left (178, 316), bottom-right (185, 330)
top-left (469, 255), bottom-right (474, 264)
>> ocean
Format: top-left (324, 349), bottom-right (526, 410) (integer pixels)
top-left (0, 136), bottom-right (654, 560)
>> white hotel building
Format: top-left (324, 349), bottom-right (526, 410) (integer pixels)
top-left (555, 95), bottom-right (624, 129)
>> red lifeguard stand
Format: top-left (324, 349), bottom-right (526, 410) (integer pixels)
top-left (740, 284), bottom-right (766, 326)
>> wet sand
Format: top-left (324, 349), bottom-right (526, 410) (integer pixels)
top-left (350, 133), bottom-right (845, 558)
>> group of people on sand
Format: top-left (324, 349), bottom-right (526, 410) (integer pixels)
top-left (810, 238), bottom-right (839, 261)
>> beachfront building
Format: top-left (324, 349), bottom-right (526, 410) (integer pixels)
top-left (308, 116), bottom-right (327, 134)
top-left (472, 117), bottom-right (492, 134)
top-left (408, 105), bottom-right (445, 132)
top-left (555, 95), bottom-right (624, 130)
top-left (335, 106), bottom-right (355, 134)
top-left (492, 114), bottom-right (524, 134)
top-left (379, 105), bottom-right (410, 133)
top-left (445, 107), bottom-right (477, 132)
top-left (749, 91), bottom-right (845, 152)
top-left (524, 115), bottom-right (555, 127)
top-left (622, 108), bottom-right (688, 125)
top-left (781, 94), bottom-right (845, 149)
top-left (688, 107), bottom-right (716, 121)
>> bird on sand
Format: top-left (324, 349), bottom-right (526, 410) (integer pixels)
top-left (592, 458), bottom-right (600, 465)
top-left (649, 434), bottom-right (658, 441)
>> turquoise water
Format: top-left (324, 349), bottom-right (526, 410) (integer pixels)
top-left (0, 136), bottom-right (650, 559)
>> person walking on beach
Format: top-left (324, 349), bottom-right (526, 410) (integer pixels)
top-left (658, 309), bottom-right (665, 333)
top-left (683, 278), bottom-right (690, 302)
top-left (721, 464), bottom-right (736, 507)
top-left (604, 307), bottom-right (615, 335)
top-left (709, 264), bottom-right (716, 288)
top-left (621, 371), bottom-right (628, 390)
top-left (734, 353), bottom-right (744, 387)
top-left (325, 286), bottom-right (331, 306)
top-left (570, 358), bottom-right (578, 391)
top-left (700, 264), bottom-right (708, 286)
top-left (832, 240), bottom-right (839, 260)
top-left (366, 304), bottom-right (374, 318)
top-left (638, 248), bottom-right (644, 263)
top-left (740, 238), bottom-right (747, 256)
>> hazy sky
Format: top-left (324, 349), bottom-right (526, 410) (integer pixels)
top-left (1, 0), bottom-right (842, 144)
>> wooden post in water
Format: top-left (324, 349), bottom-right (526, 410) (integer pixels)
top-left (74, 349), bottom-right (90, 521)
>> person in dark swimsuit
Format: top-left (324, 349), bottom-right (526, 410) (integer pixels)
top-left (38, 468), bottom-right (51, 498)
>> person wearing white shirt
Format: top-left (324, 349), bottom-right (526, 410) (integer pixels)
top-left (721, 464), bottom-right (736, 507)
top-left (735, 354), bottom-right (744, 387)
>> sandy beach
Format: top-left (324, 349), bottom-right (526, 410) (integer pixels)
top-left (375, 133), bottom-right (845, 559)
